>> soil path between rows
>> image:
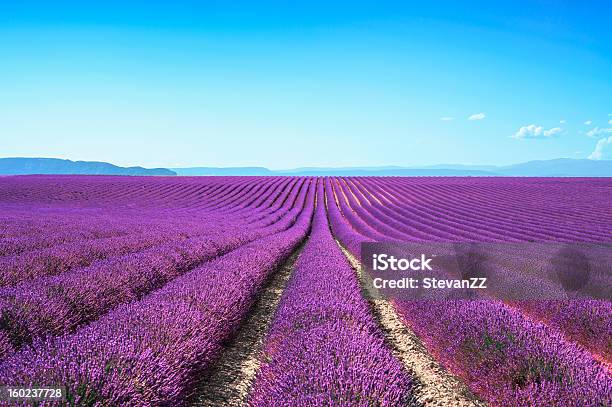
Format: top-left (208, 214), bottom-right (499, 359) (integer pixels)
top-left (337, 241), bottom-right (486, 407)
top-left (189, 241), bottom-right (305, 406)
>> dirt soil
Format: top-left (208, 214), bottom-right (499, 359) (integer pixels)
top-left (338, 241), bottom-right (486, 407)
top-left (190, 245), bottom-right (304, 406)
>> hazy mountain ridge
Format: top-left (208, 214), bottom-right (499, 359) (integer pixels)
top-left (174, 159), bottom-right (612, 177)
top-left (173, 167), bottom-right (273, 176)
top-left (0, 158), bottom-right (176, 176)
top-left (494, 158), bottom-right (612, 177)
top-left (274, 168), bottom-right (495, 176)
top-left (1, 157), bottom-right (611, 177)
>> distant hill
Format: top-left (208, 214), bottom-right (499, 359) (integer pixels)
top-left (2, 157), bottom-right (610, 177)
top-left (173, 159), bottom-right (612, 177)
top-left (172, 165), bottom-right (495, 176)
top-left (413, 163), bottom-right (499, 172)
top-left (275, 167), bottom-right (496, 176)
top-left (172, 167), bottom-right (273, 176)
top-left (0, 158), bottom-right (176, 176)
top-left (495, 159), bottom-right (612, 177)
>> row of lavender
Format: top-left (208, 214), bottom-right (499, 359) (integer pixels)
top-left (0, 175), bottom-right (304, 213)
top-left (327, 177), bottom-right (611, 406)
top-left (0, 180), bottom-right (316, 405)
top-left (1, 175), bottom-right (609, 405)
top-left (249, 181), bottom-right (415, 405)
top-left (0, 177), bottom-right (309, 361)
top-left (0, 176), bottom-right (297, 257)
top-left (0, 177), bottom-right (303, 285)
top-left (0, 177), bottom-right (421, 405)
top-left (339, 177), bottom-right (612, 361)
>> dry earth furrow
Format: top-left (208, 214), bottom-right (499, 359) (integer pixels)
top-left (338, 241), bottom-right (486, 407)
top-left (190, 243), bottom-right (305, 406)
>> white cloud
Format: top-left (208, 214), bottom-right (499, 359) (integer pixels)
top-left (468, 112), bottom-right (486, 121)
top-left (588, 136), bottom-right (612, 160)
top-left (586, 127), bottom-right (612, 138)
top-left (440, 117), bottom-right (455, 121)
top-left (512, 124), bottom-right (562, 139)
top-left (544, 127), bottom-right (562, 137)
top-left (559, 119), bottom-right (566, 124)
top-left (608, 119), bottom-right (612, 125)
top-left (584, 120), bottom-right (592, 125)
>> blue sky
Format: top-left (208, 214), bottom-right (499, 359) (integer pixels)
top-left (1, 1), bottom-right (611, 169)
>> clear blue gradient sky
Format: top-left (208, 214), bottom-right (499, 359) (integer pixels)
top-left (1, 1), bottom-right (611, 168)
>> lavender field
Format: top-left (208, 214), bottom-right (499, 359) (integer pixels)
top-left (0, 175), bottom-right (610, 406)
